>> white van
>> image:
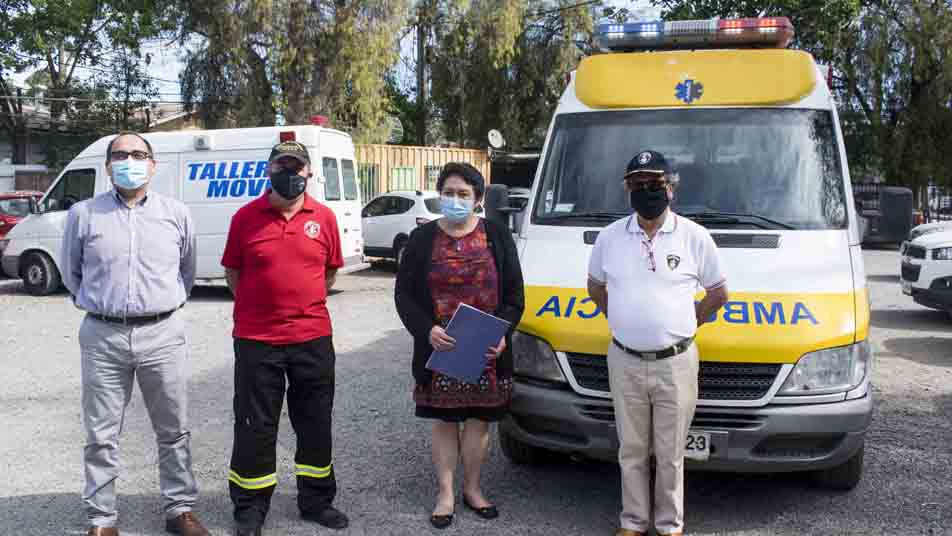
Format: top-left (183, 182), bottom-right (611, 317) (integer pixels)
top-left (1, 124), bottom-right (368, 295)
top-left (485, 17), bottom-right (873, 490)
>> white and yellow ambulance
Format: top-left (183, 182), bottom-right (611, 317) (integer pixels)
top-left (491, 17), bottom-right (873, 489)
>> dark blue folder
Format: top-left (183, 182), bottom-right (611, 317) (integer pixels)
top-left (426, 303), bottom-right (511, 384)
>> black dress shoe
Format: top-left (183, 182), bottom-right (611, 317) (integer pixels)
top-left (302, 506), bottom-right (349, 530)
top-left (234, 524), bottom-right (262, 536)
top-left (429, 512), bottom-right (454, 529)
top-left (463, 497), bottom-right (499, 520)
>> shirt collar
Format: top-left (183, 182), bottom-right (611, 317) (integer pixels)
top-left (260, 190), bottom-right (317, 214)
top-left (112, 189), bottom-right (149, 207)
top-left (626, 210), bottom-right (677, 236)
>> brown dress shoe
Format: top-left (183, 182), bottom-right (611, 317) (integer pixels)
top-left (165, 512), bottom-right (211, 536)
top-left (87, 527), bottom-right (119, 536)
top-left (615, 530), bottom-right (646, 536)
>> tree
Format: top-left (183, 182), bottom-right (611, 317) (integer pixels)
top-left (176, 0), bottom-right (408, 143)
top-left (650, 0), bottom-right (863, 64)
top-left (0, 0), bottom-right (171, 165)
top-left (428, 0), bottom-right (593, 148)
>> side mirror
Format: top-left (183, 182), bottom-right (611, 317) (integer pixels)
top-left (484, 184), bottom-right (524, 234)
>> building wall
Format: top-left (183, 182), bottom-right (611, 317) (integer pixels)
top-left (355, 144), bottom-right (491, 201)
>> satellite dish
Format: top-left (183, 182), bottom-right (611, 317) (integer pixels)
top-left (488, 129), bottom-right (506, 149)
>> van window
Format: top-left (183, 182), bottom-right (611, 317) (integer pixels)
top-left (323, 158), bottom-right (341, 201)
top-left (41, 169), bottom-right (96, 212)
top-left (341, 160), bottom-right (359, 201)
top-left (533, 109), bottom-right (848, 230)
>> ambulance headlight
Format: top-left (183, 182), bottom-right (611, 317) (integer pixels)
top-left (779, 341), bottom-right (871, 395)
top-left (512, 331), bottom-right (566, 383)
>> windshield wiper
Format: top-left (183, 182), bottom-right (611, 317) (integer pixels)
top-left (543, 211), bottom-right (630, 221)
top-left (681, 211), bottom-right (795, 230)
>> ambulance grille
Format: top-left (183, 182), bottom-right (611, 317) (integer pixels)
top-left (711, 233), bottom-right (780, 249)
top-left (564, 354), bottom-right (781, 401)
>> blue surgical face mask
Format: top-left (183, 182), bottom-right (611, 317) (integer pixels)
top-left (440, 195), bottom-right (474, 222)
top-left (111, 158), bottom-right (151, 190)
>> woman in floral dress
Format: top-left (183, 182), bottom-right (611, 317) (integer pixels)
top-left (395, 162), bottom-right (525, 529)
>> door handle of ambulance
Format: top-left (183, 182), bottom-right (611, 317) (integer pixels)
top-left (345, 212), bottom-right (352, 216)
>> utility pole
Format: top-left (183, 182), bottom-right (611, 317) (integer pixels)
top-left (416, 2), bottom-right (428, 146)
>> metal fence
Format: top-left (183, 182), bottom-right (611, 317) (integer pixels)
top-left (355, 144), bottom-right (491, 201)
top-left (925, 185), bottom-right (952, 222)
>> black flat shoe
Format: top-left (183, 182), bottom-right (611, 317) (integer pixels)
top-left (463, 497), bottom-right (499, 520)
top-left (430, 512), bottom-right (454, 529)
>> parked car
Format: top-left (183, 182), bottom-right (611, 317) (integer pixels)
top-left (900, 220), bottom-right (952, 255)
top-left (0, 191), bottom-right (42, 253)
top-left (362, 190), bottom-right (443, 266)
top-left (901, 229), bottom-right (952, 319)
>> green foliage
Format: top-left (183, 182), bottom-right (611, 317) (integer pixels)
top-left (428, 0), bottom-right (593, 148)
top-left (177, 0), bottom-right (408, 144)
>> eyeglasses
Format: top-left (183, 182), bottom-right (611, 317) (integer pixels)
top-left (109, 150), bottom-right (151, 161)
top-left (627, 180), bottom-right (668, 192)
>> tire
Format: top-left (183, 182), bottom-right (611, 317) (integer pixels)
top-left (812, 444), bottom-right (864, 490)
top-left (21, 251), bottom-right (62, 296)
top-left (499, 426), bottom-right (545, 465)
top-left (393, 237), bottom-right (408, 272)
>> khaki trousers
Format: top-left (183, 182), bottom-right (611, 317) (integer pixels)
top-left (607, 342), bottom-right (699, 535)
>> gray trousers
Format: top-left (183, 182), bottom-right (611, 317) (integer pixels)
top-left (79, 313), bottom-right (197, 527)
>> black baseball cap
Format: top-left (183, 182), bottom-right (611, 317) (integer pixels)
top-left (269, 141), bottom-right (310, 165)
top-left (624, 150), bottom-right (672, 178)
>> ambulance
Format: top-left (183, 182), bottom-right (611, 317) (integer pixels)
top-left (488, 17), bottom-right (873, 489)
top-left (0, 121), bottom-right (369, 295)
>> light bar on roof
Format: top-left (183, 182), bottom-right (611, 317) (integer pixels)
top-left (595, 17), bottom-right (794, 52)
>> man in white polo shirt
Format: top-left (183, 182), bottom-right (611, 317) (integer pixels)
top-left (587, 150), bottom-right (728, 536)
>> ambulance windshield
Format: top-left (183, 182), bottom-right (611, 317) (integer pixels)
top-left (533, 108), bottom-right (848, 230)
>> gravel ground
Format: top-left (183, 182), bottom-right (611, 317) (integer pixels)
top-left (0, 249), bottom-right (950, 535)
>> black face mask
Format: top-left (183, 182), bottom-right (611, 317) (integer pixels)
top-left (270, 168), bottom-right (307, 200)
top-left (630, 188), bottom-right (669, 220)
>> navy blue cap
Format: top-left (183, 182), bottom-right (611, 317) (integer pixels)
top-left (624, 150), bottom-right (672, 177)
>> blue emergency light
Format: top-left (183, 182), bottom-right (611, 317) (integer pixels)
top-left (596, 17), bottom-right (794, 52)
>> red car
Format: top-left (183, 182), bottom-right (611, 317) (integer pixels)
top-left (0, 191), bottom-right (42, 248)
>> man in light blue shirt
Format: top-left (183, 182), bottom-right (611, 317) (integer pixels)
top-left (61, 132), bottom-right (209, 536)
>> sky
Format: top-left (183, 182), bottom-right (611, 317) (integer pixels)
top-left (12, 0), bottom-right (660, 103)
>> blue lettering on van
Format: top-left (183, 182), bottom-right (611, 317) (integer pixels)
top-left (206, 178), bottom-right (270, 198)
top-left (187, 161), bottom-right (270, 181)
top-left (791, 302), bottom-right (819, 325)
top-left (536, 296), bottom-right (819, 326)
top-left (753, 302), bottom-right (785, 325)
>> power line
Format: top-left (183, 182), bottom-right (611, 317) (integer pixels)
top-left (2, 51), bottom-right (182, 85)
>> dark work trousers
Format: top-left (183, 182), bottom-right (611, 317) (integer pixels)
top-left (229, 336), bottom-right (337, 527)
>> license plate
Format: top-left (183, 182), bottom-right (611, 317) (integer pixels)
top-left (902, 281), bottom-right (912, 295)
top-left (685, 431), bottom-right (711, 461)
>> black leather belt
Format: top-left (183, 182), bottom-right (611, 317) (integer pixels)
top-left (612, 337), bottom-right (694, 361)
top-left (88, 308), bottom-right (178, 326)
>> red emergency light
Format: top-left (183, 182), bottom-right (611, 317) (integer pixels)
top-left (311, 115), bottom-right (330, 127)
top-left (279, 131), bottom-right (296, 142)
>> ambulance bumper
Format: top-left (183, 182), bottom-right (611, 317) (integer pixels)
top-left (504, 379), bottom-right (872, 473)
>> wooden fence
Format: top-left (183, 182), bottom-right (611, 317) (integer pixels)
top-left (355, 144), bottom-right (491, 202)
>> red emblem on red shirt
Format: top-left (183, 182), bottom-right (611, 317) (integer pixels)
top-left (304, 221), bottom-right (321, 239)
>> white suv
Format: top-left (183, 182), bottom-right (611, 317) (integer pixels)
top-left (900, 229), bottom-right (952, 318)
top-left (361, 191), bottom-right (442, 266)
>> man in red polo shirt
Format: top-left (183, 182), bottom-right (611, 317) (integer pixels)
top-left (221, 141), bottom-right (346, 536)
